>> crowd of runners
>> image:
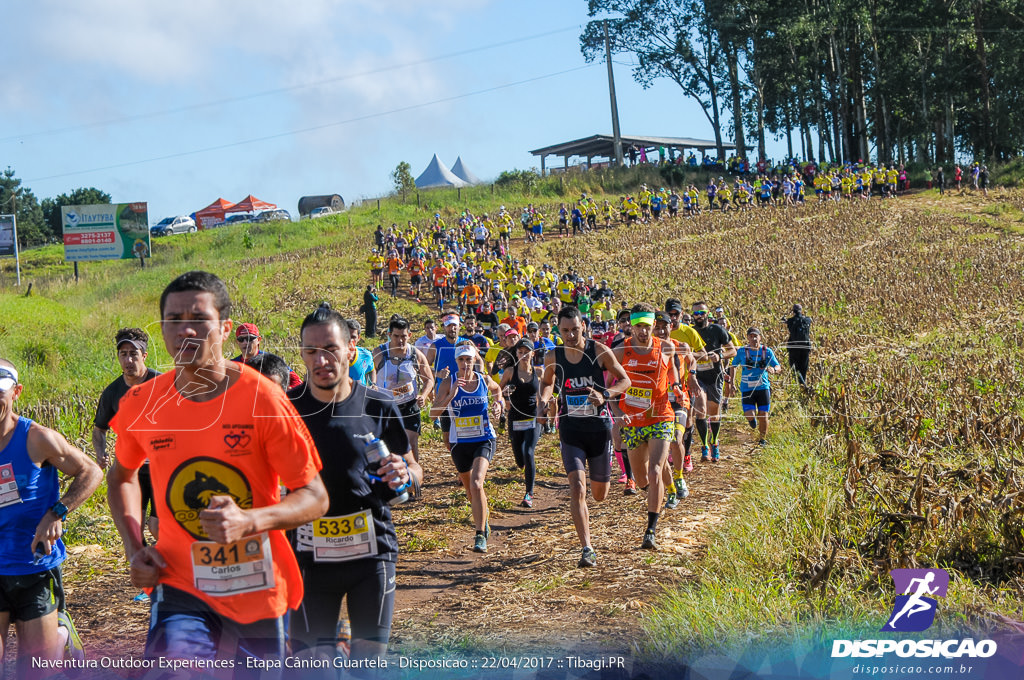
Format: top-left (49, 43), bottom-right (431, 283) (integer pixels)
top-left (0, 182), bottom-right (821, 677)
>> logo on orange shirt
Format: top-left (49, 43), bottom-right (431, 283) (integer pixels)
top-left (166, 458), bottom-right (253, 539)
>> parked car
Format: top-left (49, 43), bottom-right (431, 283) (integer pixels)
top-left (309, 206), bottom-right (336, 219)
top-left (253, 209), bottom-right (291, 223)
top-left (150, 215), bottom-right (196, 236)
top-left (223, 214), bottom-right (254, 226)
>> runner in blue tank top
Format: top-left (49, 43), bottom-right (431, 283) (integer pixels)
top-left (430, 344), bottom-right (505, 553)
top-left (0, 361), bottom-right (102, 673)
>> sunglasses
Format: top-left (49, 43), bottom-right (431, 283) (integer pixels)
top-left (237, 336), bottom-right (258, 343)
top-left (692, 310), bottom-right (708, 316)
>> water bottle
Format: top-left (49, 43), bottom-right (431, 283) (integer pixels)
top-left (363, 436), bottom-right (410, 506)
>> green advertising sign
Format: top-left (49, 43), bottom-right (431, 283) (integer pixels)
top-left (62, 203), bottom-right (151, 262)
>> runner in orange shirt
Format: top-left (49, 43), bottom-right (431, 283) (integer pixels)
top-left (461, 279), bottom-right (483, 316)
top-left (431, 261), bottom-right (451, 311)
top-left (107, 271), bottom-right (328, 669)
top-left (406, 256), bottom-right (425, 301)
top-left (612, 303), bottom-right (681, 551)
top-left (385, 250), bottom-right (404, 299)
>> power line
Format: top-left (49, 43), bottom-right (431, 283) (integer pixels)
top-left (1, 24), bottom-right (581, 144)
top-left (25, 64), bottom-right (596, 183)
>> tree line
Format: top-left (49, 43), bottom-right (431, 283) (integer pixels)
top-left (581, 0), bottom-right (1024, 165)
top-left (1, 167), bottom-right (110, 248)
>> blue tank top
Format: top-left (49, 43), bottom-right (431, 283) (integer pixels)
top-left (431, 337), bottom-right (467, 391)
top-left (0, 417), bottom-right (65, 575)
top-left (447, 372), bottom-right (495, 444)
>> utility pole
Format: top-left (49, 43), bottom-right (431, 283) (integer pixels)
top-left (604, 19), bottom-right (624, 168)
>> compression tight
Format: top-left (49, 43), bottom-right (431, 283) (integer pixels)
top-left (695, 418), bottom-right (708, 447)
top-left (710, 420), bottom-right (722, 445)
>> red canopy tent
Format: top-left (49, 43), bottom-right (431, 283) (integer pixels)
top-left (229, 195), bottom-right (276, 215)
top-left (194, 198), bottom-right (235, 229)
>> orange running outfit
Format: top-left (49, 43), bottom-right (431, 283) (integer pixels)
top-left (112, 366), bottom-right (322, 624)
top-left (619, 337), bottom-right (675, 447)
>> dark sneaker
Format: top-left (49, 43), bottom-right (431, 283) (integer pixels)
top-left (578, 547), bottom-right (597, 568)
top-left (642, 530), bottom-right (657, 550)
top-left (473, 533), bottom-right (487, 553)
top-left (624, 479), bottom-right (638, 496)
top-left (758, 439), bottom-right (768, 447)
top-left (701, 446), bottom-right (710, 462)
top-left (664, 492), bottom-right (679, 510)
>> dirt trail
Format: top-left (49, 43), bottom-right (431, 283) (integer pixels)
top-left (59, 420), bottom-right (758, 659)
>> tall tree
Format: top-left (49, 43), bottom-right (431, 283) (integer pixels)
top-left (391, 161), bottom-right (416, 198)
top-left (0, 168), bottom-right (47, 248)
top-left (581, 0), bottom-right (730, 159)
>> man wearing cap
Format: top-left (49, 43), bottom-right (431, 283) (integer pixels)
top-left (731, 328), bottom-right (782, 445)
top-left (488, 326), bottom-right (522, 378)
top-left (783, 304), bottom-right (813, 387)
top-left (232, 323), bottom-right (302, 389)
top-left (231, 322), bottom-right (263, 363)
top-left (93, 329), bottom-right (163, 552)
top-left (0, 359), bottom-right (103, 674)
top-left (691, 301), bottom-right (737, 462)
top-left (426, 313), bottom-right (470, 445)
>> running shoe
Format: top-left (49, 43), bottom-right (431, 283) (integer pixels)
top-left (473, 533), bottom-right (487, 553)
top-left (676, 478), bottom-right (690, 499)
top-left (758, 439), bottom-right (768, 447)
top-left (642, 530), bottom-right (657, 550)
top-left (664, 492), bottom-right (679, 510)
top-left (683, 454), bottom-right (694, 472)
top-left (133, 592), bottom-right (150, 602)
top-left (578, 547), bottom-right (597, 568)
top-left (624, 479), bottom-right (638, 496)
top-left (616, 474), bottom-right (628, 484)
top-left (521, 493), bottom-right (533, 508)
top-left (711, 444), bottom-right (720, 462)
top-left (701, 446), bottom-right (710, 462)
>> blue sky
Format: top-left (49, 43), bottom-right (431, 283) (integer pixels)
top-left (3, 1), bottom-right (785, 222)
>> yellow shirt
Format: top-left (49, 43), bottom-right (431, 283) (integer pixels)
top-left (670, 325), bottom-right (706, 352)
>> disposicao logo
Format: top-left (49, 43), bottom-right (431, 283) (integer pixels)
top-left (882, 568), bottom-right (948, 632)
top-left (831, 568), bottom-right (998, 659)
top-left (65, 211), bottom-right (79, 226)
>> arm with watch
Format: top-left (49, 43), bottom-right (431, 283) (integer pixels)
top-left (27, 422), bottom-right (104, 558)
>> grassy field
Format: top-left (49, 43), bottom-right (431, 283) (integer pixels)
top-left (1, 178), bottom-right (1022, 655)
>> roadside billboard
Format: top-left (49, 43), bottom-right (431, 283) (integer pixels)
top-left (62, 203), bottom-right (151, 262)
top-left (0, 216), bottom-right (14, 257)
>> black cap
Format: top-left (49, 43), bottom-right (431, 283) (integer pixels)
top-left (513, 338), bottom-right (534, 352)
top-left (665, 298), bottom-right (683, 313)
top-left (655, 311), bottom-right (671, 324)
top-left (792, 304), bottom-right (803, 314)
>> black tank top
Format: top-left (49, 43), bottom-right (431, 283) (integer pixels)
top-left (508, 366), bottom-right (539, 422)
top-left (554, 340), bottom-right (610, 431)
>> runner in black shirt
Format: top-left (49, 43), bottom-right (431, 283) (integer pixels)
top-left (783, 304), bottom-right (813, 387)
top-left (288, 303), bottom-right (421, 661)
top-left (539, 306), bottom-right (630, 568)
top-left (499, 339), bottom-right (542, 508)
top-left (92, 328), bottom-right (161, 549)
top-left (691, 301), bottom-right (736, 462)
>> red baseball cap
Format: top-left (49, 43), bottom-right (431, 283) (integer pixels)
top-left (235, 322), bottom-right (260, 338)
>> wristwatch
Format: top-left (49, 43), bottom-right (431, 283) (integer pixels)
top-left (601, 389), bottom-right (611, 402)
top-left (49, 502), bottom-right (68, 522)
